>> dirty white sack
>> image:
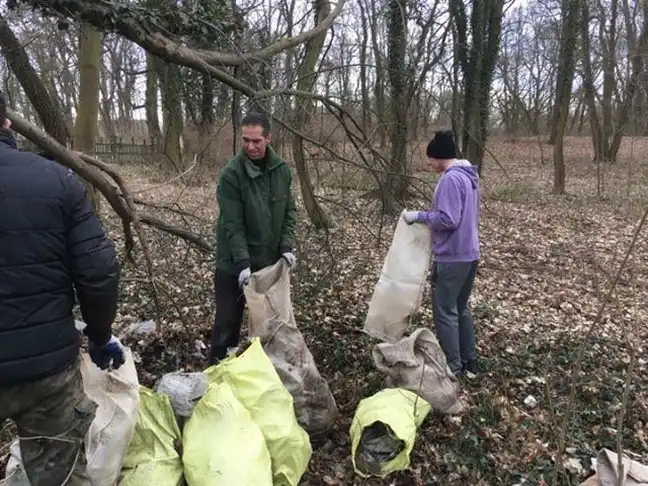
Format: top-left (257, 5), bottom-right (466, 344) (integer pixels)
top-left (363, 210), bottom-right (431, 343)
top-left (372, 327), bottom-right (463, 414)
top-left (2, 349), bottom-right (140, 486)
top-left (244, 259), bottom-right (338, 443)
top-left (595, 448), bottom-right (648, 485)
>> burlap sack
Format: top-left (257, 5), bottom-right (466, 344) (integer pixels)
top-left (244, 260), bottom-right (338, 443)
top-left (372, 327), bottom-right (463, 414)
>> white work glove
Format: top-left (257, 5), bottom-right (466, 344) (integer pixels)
top-left (403, 211), bottom-right (421, 224)
top-left (238, 267), bottom-right (251, 288)
top-left (282, 252), bottom-right (297, 269)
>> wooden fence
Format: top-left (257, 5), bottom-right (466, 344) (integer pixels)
top-left (17, 136), bottom-right (163, 165)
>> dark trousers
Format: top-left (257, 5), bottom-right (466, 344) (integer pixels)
top-left (209, 269), bottom-right (246, 363)
top-left (431, 260), bottom-right (479, 374)
top-left (0, 359), bottom-right (96, 485)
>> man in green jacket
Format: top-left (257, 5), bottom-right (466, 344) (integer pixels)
top-left (209, 112), bottom-right (297, 363)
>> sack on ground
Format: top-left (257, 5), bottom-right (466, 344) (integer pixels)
top-left (80, 349), bottom-right (141, 486)
top-left (372, 328), bottom-right (463, 414)
top-left (154, 371), bottom-right (209, 418)
top-left (364, 210), bottom-right (431, 343)
top-left (244, 260), bottom-right (338, 443)
top-left (182, 381), bottom-right (273, 486)
top-left (2, 351), bottom-right (140, 486)
top-left (350, 388), bottom-right (431, 479)
top-left (595, 448), bottom-right (648, 485)
top-left (119, 386), bottom-right (184, 486)
top-left (204, 337), bottom-right (312, 486)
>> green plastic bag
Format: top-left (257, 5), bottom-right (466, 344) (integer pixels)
top-left (119, 386), bottom-right (184, 486)
top-left (350, 388), bottom-right (431, 478)
top-left (204, 338), bottom-right (312, 486)
top-left (182, 381), bottom-right (272, 486)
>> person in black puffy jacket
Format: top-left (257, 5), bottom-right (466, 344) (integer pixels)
top-left (0, 93), bottom-right (124, 486)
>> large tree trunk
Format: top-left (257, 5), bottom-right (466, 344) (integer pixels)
top-left (154, 58), bottom-right (184, 170)
top-left (450, 0), bottom-right (505, 174)
top-left (200, 72), bottom-right (214, 131)
top-left (552, 0), bottom-right (580, 194)
top-left (145, 53), bottom-right (162, 142)
top-left (549, 0), bottom-right (579, 147)
top-left (369, 0), bottom-right (387, 147)
top-left (358, 0), bottom-right (371, 131)
top-left (74, 23), bottom-right (103, 212)
top-left (291, 0), bottom-right (333, 229)
top-left (383, 0), bottom-right (409, 212)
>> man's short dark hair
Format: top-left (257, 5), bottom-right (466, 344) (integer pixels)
top-left (241, 112), bottom-right (271, 135)
top-left (0, 91), bottom-right (7, 122)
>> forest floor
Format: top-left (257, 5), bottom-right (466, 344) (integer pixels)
top-left (3, 136), bottom-right (648, 485)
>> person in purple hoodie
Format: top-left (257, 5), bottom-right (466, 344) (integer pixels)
top-left (403, 130), bottom-right (480, 378)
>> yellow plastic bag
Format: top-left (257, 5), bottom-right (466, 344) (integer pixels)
top-left (182, 381), bottom-right (272, 486)
top-left (119, 387), bottom-right (184, 486)
top-left (205, 338), bottom-right (312, 486)
top-left (350, 388), bottom-right (431, 478)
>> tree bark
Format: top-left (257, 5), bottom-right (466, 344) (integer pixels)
top-left (74, 23), bottom-right (103, 211)
top-left (291, 0), bottom-right (333, 229)
top-left (552, 0), bottom-right (580, 194)
top-left (145, 53), bottom-right (162, 142)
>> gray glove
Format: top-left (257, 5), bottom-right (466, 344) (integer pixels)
top-left (282, 252), bottom-right (297, 269)
top-left (238, 267), bottom-right (251, 288)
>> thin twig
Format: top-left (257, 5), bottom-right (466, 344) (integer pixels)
top-left (551, 204), bottom-right (648, 485)
top-left (77, 151), bottom-right (163, 324)
top-left (615, 327), bottom-right (640, 486)
top-left (131, 155), bottom-right (198, 195)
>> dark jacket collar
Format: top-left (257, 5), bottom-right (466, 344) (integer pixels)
top-left (241, 146), bottom-right (284, 179)
top-left (0, 129), bottom-right (17, 150)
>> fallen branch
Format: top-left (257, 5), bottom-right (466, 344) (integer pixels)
top-left (139, 213), bottom-right (213, 252)
top-left (132, 198), bottom-right (206, 222)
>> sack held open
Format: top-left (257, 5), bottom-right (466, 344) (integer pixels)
top-left (363, 210), bottom-right (431, 343)
top-left (244, 260), bottom-right (338, 443)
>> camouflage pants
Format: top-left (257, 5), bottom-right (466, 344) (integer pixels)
top-left (0, 358), bottom-right (97, 486)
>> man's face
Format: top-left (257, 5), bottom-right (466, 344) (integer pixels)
top-left (241, 124), bottom-right (271, 160)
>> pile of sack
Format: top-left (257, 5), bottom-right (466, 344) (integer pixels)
top-left (349, 210), bottom-right (465, 479)
top-left (3, 260), bottom-right (338, 486)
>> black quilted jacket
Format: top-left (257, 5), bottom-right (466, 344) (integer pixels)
top-left (0, 129), bottom-right (120, 386)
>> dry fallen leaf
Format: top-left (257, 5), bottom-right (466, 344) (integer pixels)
top-left (2, 137), bottom-right (648, 485)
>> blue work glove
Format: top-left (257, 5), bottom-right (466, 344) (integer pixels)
top-left (89, 335), bottom-right (125, 370)
top-left (282, 252), bottom-right (297, 269)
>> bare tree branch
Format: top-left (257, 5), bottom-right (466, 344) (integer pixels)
top-left (20, 0), bottom-right (347, 67)
top-left (7, 108), bottom-right (214, 254)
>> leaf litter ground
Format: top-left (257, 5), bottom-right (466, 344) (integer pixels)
top-left (3, 137), bottom-right (648, 485)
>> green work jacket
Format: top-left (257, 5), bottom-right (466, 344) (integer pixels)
top-left (215, 146), bottom-right (297, 274)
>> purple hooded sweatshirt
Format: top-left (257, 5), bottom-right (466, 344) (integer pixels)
top-left (416, 159), bottom-right (480, 262)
